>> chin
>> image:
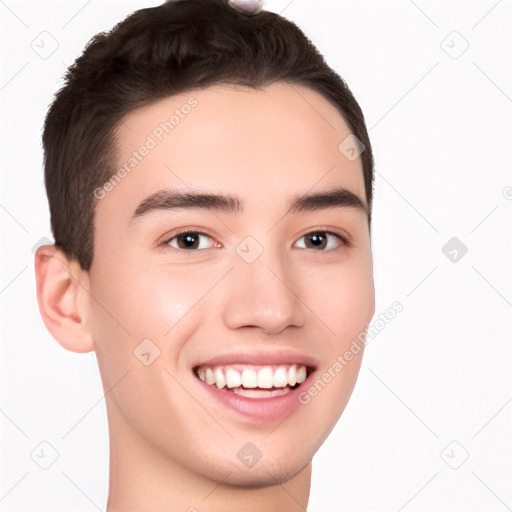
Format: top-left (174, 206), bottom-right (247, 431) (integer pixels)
top-left (192, 439), bottom-right (315, 489)
top-left (217, 457), bottom-right (312, 489)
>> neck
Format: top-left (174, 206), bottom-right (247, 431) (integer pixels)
top-left (105, 401), bottom-right (312, 511)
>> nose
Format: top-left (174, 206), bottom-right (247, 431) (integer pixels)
top-left (222, 245), bottom-right (305, 336)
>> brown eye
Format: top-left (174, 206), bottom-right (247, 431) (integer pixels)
top-left (165, 231), bottom-right (218, 251)
top-left (295, 231), bottom-right (346, 251)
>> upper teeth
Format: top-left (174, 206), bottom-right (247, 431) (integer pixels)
top-left (195, 364), bottom-right (308, 389)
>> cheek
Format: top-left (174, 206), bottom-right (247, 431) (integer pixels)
top-left (302, 254), bottom-right (374, 343)
top-left (299, 264), bottom-right (370, 433)
top-left (88, 260), bottom-right (216, 396)
top-left (89, 261), bottom-right (197, 342)
top-left (87, 264), bottom-right (203, 443)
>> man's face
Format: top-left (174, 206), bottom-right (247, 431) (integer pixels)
top-left (87, 82), bottom-right (375, 486)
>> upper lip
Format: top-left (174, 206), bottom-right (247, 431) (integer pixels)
top-left (192, 348), bottom-right (320, 370)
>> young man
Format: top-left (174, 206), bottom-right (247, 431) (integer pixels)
top-left (35, 0), bottom-right (375, 509)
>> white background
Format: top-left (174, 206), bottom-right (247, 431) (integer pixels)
top-left (1, 0), bottom-right (511, 510)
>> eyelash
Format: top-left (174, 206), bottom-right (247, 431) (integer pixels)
top-left (159, 229), bottom-right (351, 252)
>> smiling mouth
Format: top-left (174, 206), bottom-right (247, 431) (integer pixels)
top-left (193, 363), bottom-right (311, 398)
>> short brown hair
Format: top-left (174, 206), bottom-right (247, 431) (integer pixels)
top-left (43, 0), bottom-right (374, 271)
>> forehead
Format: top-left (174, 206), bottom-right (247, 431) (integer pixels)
top-left (99, 82), bottom-right (366, 222)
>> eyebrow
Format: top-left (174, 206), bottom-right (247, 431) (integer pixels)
top-left (131, 187), bottom-right (369, 220)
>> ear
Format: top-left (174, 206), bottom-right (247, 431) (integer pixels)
top-left (34, 244), bottom-right (94, 353)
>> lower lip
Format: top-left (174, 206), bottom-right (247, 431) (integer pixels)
top-left (195, 374), bottom-right (313, 424)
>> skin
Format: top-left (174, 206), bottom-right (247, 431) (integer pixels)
top-left (35, 82), bottom-right (375, 511)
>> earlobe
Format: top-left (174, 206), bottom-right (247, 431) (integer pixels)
top-left (34, 245), bottom-right (94, 353)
